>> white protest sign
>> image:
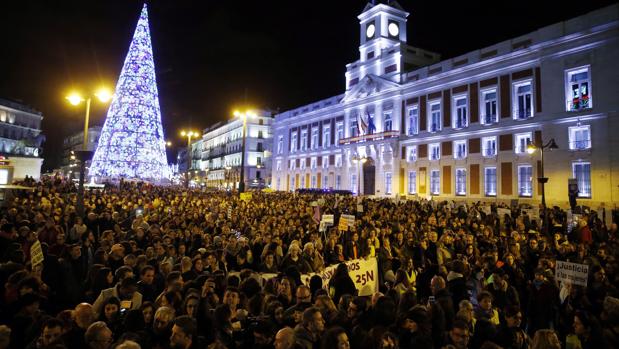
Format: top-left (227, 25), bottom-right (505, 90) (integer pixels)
top-left (497, 208), bottom-right (511, 223)
top-left (341, 214), bottom-right (355, 227)
top-left (301, 257), bottom-right (379, 296)
top-left (555, 261), bottom-right (589, 287)
top-left (481, 206), bottom-right (492, 215)
top-left (321, 214), bottom-right (334, 225)
top-left (30, 241), bottom-right (44, 268)
top-left (357, 204), bottom-right (364, 213)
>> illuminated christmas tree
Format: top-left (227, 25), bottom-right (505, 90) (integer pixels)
top-left (90, 3), bottom-right (168, 180)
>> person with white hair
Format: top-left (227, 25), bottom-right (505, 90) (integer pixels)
top-left (281, 242), bottom-right (312, 273)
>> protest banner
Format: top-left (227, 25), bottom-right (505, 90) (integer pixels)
top-left (555, 260), bottom-right (589, 287)
top-left (523, 208), bottom-right (540, 220)
top-left (301, 257), bottom-right (378, 296)
top-left (338, 217), bottom-right (348, 231)
top-left (30, 240), bottom-right (44, 268)
top-left (357, 204), bottom-right (364, 213)
top-left (240, 192), bottom-right (252, 202)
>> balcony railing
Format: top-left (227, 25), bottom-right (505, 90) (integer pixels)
top-left (339, 130), bottom-right (399, 145)
top-left (570, 140), bottom-right (591, 150)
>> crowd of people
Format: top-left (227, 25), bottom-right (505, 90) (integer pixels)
top-left (0, 175), bottom-right (618, 349)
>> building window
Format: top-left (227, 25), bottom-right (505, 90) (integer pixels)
top-left (335, 154), bottom-right (342, 168)
top-left (573, 162), bottom-right (591, 198)
top-left (311, 175), bottom-right (317, 188)
top-left (385, 172), bottom-right (392, 194)
top-left (323, 126), bottom-right (331, 148)
top-left (310, 157), bottom-right (317, 169)
top-left (276, 177), bottom-right (281, 190)
top-left (384, 111), bottom-right (392, 132)
top-left (300, 159), bottom-right (306, 170)
top-left (336, 175), bottom-right (342, 190)
top-left (277, 136), bottom-right (283, 154)
top-left (408, 145), bottom-right (417, 162)
top-left (323, 174), bottom-right (329, 189)
top-left (518, 165), bottom-right (533, 197)
top-left (290, 176), bottom-right (296, 190)
top-left (454, 140), bottom-right (467, 159)
top-left (429, 143), bottom-right (440, 161)
top-left (258, 130), bottom-right (264, 139)
top-left (513, 81), bottom-right (533, 119)
top-left (300, 130), bottom-right (308, 151)
top-left (430, 170), bottom-right (440, 195)
top-left (569, 125), bottom-right (591, 150)
top-left (257, 143), bottom-right (263, 152)
top-left (566, 66), bottom-right (591, 111)
top-left (408, 106), bottom-right (418, 135)
top-left (322, 156), bottom-right (329, 169)
top-left (456, 168), bottom-right (467, 195)
top-left (515, 132), bottom-right (532, 154)
top-left (289, 160), bottom-right (295, 170)
top-left (311, 128), bottom-right (318, 149)
top-left (481, 88), bottom-right (498, 125)
top-left (290, 132), bottom-right (297, 153)
top-left (336, 123), bottom-right (344, 146)
top-left (429, 101), bottom-right (442, 132)
top-left (408, 171), bottom-right (417, 194)
top-left (453, 96), bottom-right (468, 129)
top-left (300, 175), bottom-right (305, 188)
top-left (350, 119), bottom-right (359, 138)
top-left (351, 174), bottom-right (358, 194)
top-left (482, 136), bottom-right (497, 157)
top-left (276, 160), bottom-right (281, 171)
top-left (484, 167), bottom-right (497, 196)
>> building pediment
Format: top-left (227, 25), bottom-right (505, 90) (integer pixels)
top-left (341, 74), bottom-right (400, 104)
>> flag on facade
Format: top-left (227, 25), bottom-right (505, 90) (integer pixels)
top-left (357, 112), bottom-right (368, 135)
top-left (367, 111), bottom-right (376, 134)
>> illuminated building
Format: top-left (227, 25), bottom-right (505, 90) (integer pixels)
top-left (272, 1), bottom-right (619, 206)
top-left (0, 98), bottom-right (44, 182)
top-left (191, 110), bottom-right (274, 189)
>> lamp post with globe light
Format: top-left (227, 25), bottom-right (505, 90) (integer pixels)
top-left (180, 130), bottom-right (199, 188)
top-left (65, 88), bottom-right (112, 217)
top-left (527, 138), bottom-right (558, 235)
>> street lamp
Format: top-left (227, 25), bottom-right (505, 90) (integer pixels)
top-left (351, 155), bottom-right (367, 196)
top-left (180, 130), bottom-right (199, 188)
top-left (65, 87), bottom-right (112, 217)
top-left (233, 109), bottom-right (256, 194)
top-left (527, 138), bottom-right (558, 235)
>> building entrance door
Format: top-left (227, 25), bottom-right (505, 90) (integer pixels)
top-left (362, 158), bottom-right (375, 195)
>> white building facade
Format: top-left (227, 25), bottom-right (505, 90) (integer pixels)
top-left (0, 98), bottom-right (45, 182)
top-left (272, 2), bottom-right (619, 207)
top-left (192, 111), bottom-right (274, 189)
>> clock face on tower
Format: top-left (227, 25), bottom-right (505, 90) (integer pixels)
top-left (388, 22), bottom-right (399, 37)
top-left (366, 23), bottom-right (375, 39)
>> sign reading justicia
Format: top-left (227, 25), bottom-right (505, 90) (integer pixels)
top-left (555, 260), bottom-right (589, 287)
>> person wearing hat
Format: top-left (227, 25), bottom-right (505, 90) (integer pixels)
top-left (526, 267), bottom-right (558, 334)
top-left (398, 306), bottom-right (433, 349)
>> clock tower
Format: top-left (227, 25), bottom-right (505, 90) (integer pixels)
top-left (345, 2), bottom-right (440, 90)
top-left (359, 1), bottom-right (408, 56)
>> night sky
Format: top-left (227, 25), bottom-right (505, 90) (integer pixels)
top-left (0, 0), bottom-right (616, 170)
